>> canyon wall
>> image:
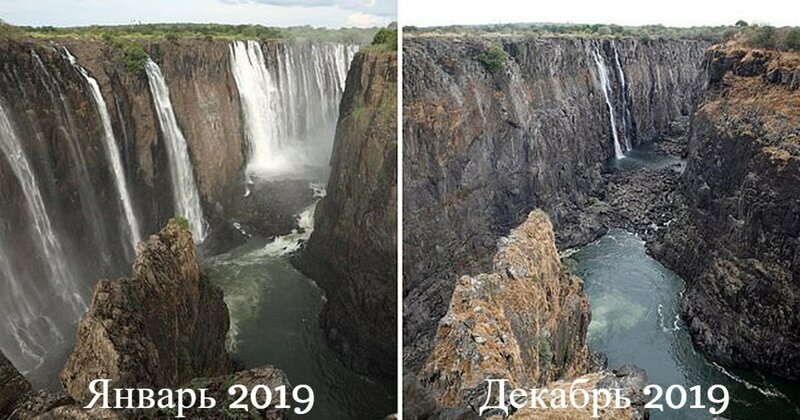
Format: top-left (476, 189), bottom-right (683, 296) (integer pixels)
top-left (651, 44), bottom-right (800, 379)
top-left (301, 48), bottom-right (398, 378)
top-left (403, 35), bottom-right (707, 372)
top-left (0, 37), bottom-right (357, 381)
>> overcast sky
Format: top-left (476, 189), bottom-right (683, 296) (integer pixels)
top-left (0, 0), bottom-right (395, 28)
top-left (401, 0), bottom-right (800, 28)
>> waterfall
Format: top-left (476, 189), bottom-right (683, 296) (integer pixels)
top-left (64, 49), bottom-right (142, 252)
top-left (144, 59), bottom-right (206, 242)
top-left (592, 47), bottom-right (625, 160)
top-left (0, 99), bottom-right (84, 371)
top-left (229, 41), bottom-right (358, 176)
top-left (31, 51), bottom-right (112, 262)
top-left (612, 42), bottom-right (634, 150)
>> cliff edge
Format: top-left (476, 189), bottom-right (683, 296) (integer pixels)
top-left (300, 48), bottom-right (398, 378)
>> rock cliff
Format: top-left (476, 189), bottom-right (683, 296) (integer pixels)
top-left (403, 35), bottom-right (707, 372)
top-left (411, 211), bottom-right (646, 419)
top-left (300, 48), bottom-right (398, 378)
top-left (420, 210), bottom-right (590, 408)
top-left (0, 37), bottom-right (357, 378)
top-left (651, 43), bottom-right (800, 379)
top-left (60, 219), bottom-right (231, 403)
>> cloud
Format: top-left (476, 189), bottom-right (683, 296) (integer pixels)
top-left (220, 0), bottom-right (396, 17)
top-left (346, 12), bottom-right (388, 28)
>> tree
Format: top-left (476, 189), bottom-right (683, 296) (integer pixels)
top-left (478, 44), bottom-right (509, 73)
top-left (784, 28), bottom-right (800, 51)
top-left (735, 20), bottom-right (749, 27)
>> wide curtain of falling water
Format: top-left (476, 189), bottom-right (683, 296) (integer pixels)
top-left (0, 99), bottom-right (85, 376)
top-left (228, 40), bottom-right (358, 177)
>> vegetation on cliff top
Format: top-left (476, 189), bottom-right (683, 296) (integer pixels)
top-left (0, 21), bottom-right (379, 44)
top-left (406, 21), bottom-right (800, 52)
top-left (366, 27), bottom-right (398, 52)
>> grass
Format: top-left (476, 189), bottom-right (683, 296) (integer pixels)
top-left (406, 21), bottom-right (800, 51)
top-left (0, 21), bottom-right (382, 44)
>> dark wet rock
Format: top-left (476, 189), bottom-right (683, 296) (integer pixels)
top-left (203, 179), bottom-right (317, 255)
top-left (300, 49), bottom-right (398, 379)
top-left (589, 351), bottom-right (609, 372)
top-left (0, 350), bottom-right (32, 414)
top-left (60, 219), bottom-right (231, 404)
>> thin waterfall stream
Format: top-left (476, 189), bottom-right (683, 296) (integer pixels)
top-left (592, 46), bottom-right (626, 159)
top-left (144, 58), bottom-right (207, 242)
top-left (64, 49), bottom-right (142, 252)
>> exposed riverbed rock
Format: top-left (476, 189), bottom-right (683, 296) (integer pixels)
top-left (60, 219), bottom-right (231, 403)
top-left (300, 49), bottom-right (398, 378)
top-left (651, 43), bottom-right (800, 379)
top-left (403, 34), bottom-right (707, 373)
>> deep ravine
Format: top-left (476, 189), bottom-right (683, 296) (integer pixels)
top-left (0, 33), bottom-right (397, 420)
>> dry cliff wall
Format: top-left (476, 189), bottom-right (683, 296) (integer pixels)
top-left (402, 35), bottom-right (707, 371)
top-left (651, 44), bottom-right (800, 379)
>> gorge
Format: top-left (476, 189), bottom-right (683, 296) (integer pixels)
top-left (0, 28), bottom-right (397, 419)
top-left (403, 34), bottom-right (799, 418)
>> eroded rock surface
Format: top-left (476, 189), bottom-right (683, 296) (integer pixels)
top-left (651, 43), bottom-right (800, 379)
top-left (419, 211), bottom-right (590, 410)
top-left (414, 211), bottom-right (645, 419)
top-left (403, 34), bottom-right (706, 373)
top-left (60, 219), bottom-right (230, 403)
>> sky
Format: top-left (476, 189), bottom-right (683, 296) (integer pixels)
top-left (0, 0), bottom-right (396, 28)
top-left (401, 0), bottom-right (800, 28)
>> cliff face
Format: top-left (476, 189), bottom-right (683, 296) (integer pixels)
top-left (0, 350), bottom-right (31, 413)
top-left (301, 49), bottom-right (398, 378)
top-left (420, 211), bottom-right (590, 408)
top-left (60, 219), bottom-right (231, 403)
top-left (411, 211), bottom-right (646, 419)
top-left (0, 37), bottom-right (357, 375)
top-left (403, 35), bottom-right (707, 371)
top-left (651, 44), bottom-right (800, 379)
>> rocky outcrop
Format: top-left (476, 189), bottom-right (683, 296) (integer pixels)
top-left (1, 350), bottom-right (31, 413)
top-left (651, 44), bottom-right (800, 379)
top-left (300, 49), bottom-right (398, 378)
top-left (412, 211), bottom-right (645, 419)
top-left (403, 34), bottom-right (707, 372)
top-left (1, 350), bottom-right (291, 419)
top-left (419, 211), bottom-right (589, 410)
top-left (60, 219), bottom-right (230, 403)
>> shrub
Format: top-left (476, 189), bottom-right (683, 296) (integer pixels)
top-left (120, 44), bottom-right (149, 74)
top-left (372, 28), bottom-right (397, 47)
top-left (172, 216), bottom-right (190, 230)
top-left (784, 28), bottom-right (800, 51)
top-left (749, 25), bottom-right (778, 49)
top-left (538, 340), bottom-right (554, 369)
top-left (478, 44), bottom-right (509, 73)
